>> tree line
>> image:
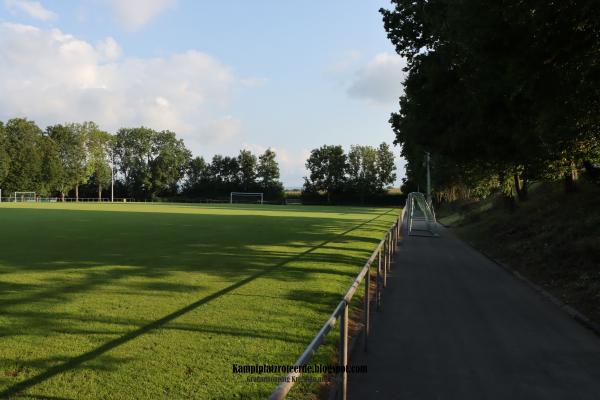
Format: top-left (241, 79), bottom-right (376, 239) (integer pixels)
top-left (302, 143), bottom-right (397, 204)
top-left (0, 117), bottom-right (399, 204)
top-left (381, 1), bottom-right (600, 204)
top-left (0, 118), bottom-right (284, 200)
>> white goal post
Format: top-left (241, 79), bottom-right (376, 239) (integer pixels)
top-left (230, 192), bottom-right (264, 204)
top-left (14, 192), bottom-right (37, 202)
top-left (406, 192), bottom-right (438, 237)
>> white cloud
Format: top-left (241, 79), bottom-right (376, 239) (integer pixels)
top-left (240, 77), bottom-right (268, 88)
top-left (4, 0), bottom-right (57, 21)
top-left (96, 37), bottom-right (121, 61)
top-left (347, 53), bottom-right (406, 105)
top-left (0, 23), bottom-right (245, 153)
top-left (108, 0), bottom-right (175, 31)
top-left (327, 50), bottom-right (361, 73)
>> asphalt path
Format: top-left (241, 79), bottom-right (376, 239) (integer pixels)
top-left (348, 224), bottom-right (600, 400)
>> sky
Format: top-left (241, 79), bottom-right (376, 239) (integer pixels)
top-left (0, 0), bottom-right (406, 188)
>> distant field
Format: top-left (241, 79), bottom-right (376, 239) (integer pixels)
top-left (0, 203), bottom-right (398, 399)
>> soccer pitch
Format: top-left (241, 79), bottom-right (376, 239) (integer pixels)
top-left (0, 202), bottom-right (399, 399)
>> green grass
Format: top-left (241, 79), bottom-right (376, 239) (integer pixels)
top-left (0, 202), bottom-right (399, 399)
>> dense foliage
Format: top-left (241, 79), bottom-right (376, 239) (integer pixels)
top-left (0, 118), bottom-right (284, 200)
top-left (381, 0), bottom-right (600, 203)
top-left (303, 143), bottom-right (397, 203)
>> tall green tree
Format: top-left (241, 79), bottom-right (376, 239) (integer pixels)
top-left (149, 130), bottom-right (191, 197)
top-left (39, 135), bottom-right (63, 197)
top-left (376, 142), bottom-right (397, 190)
top-left (257, 148), bottom-right (283, 197)
top-left (87, 128), bottom-right (113, 200)
top-left (114, 127), bottom-right (154, 198)
top-left (185, 156), bottom-right (210, 194)
top-left (304, 145), bottom-right (347, 203)
top-left (237, 149), bottom-right (257, 191)
top-left (47, 124), bottom-right (88, 201)
top-left (0, 122), bottom-right (10, 191)
top-left (3, 118), bottom-right (45, 195)
top-left (347, 145), bottom-right (379, 203)
top-left (381, 0), bottom-right (600, 201)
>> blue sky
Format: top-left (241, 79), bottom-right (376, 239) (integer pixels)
top-left (0, 0), bottom-right (406, 187)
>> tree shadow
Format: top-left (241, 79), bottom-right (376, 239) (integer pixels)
top-left (0, 206), bottom-right (397, 397)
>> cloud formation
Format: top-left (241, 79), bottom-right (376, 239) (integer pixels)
top-left (347, 53), bottom-right (406, 105)
top-left (327, 50), bottom-right (361, 73)
top-left (4, 0), bottom-right (57, 21)
top-left (0, 22), bottom-right (243, 152)
top-left (108, 0), bottom-right (175, 31)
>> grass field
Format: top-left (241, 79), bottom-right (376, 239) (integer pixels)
top-left (0, 202), bottom-right (399, 399)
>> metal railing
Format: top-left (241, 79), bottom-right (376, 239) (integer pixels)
top-left (0, 197), bottom-right (135, 203)
top-left (406, 192), bottom-right (438, 237)
top-left (269, 207), bottom-right (407, 400)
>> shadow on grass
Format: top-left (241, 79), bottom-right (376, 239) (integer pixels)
top-left (0, 210), bottom-right (390, 313)
top-left (0, 208), bottom-right (395, 397)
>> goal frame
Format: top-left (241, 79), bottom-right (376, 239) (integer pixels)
top-left (230, 192), bottom-right (264, 205)
top-left (14, 192), bottom-right (37, 202)
top-left (406, 192), bottom-right (438, 237)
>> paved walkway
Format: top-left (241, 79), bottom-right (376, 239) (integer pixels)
top-left (348, 225), bottom-right (600, 400)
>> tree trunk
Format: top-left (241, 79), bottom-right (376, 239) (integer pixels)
top-left (98, 185), bottom-right (102, 201)
top-left (513, 173), bottom-right (528, 201)
top-left (564, 161), bottom-right (578, 193)
top-left (75, 184), bottom-right (79, 202)
top-left (61, 192), bottom-right (65, 202)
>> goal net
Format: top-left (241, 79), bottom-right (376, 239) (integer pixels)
top-left (230, 192), bottom-right (264, 204)
top-left (14, 192), bottom-right (36, 202)
top-left (406, 192), bottom-right (438, 237)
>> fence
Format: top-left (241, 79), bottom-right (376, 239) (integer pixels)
top-left (269, 206), bottom-right (408, 400)
top-left (0, 197), bottom-right (134, 203)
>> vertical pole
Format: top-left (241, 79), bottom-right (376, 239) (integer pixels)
top-left (340, 302), bottom-right (348, 400)
top-left (364, 266), bottom-right (370, 351)
top-left (389, 234), bottom-right (393, 269)
top-left (383, 239), bottom-right (388, 288)
top-left (376, 250), bottom-right (381, 311)
top-left (110, 150), bottom-right (114, 203)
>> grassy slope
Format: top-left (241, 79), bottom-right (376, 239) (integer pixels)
top-left (438, 181), bottom-right (600, 324)
top-left (0, 203), bottom-right (399, 399)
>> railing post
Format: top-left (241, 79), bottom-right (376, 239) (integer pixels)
top-left (376, 250), bottom-right (381, 311)
top-left (364, 266), bottom-right (370, 351)
top-left (385, 235), bottom-right (390, 272)
top-left (339, 302), bottom-right (348, 400)
top-left (383, 239), bottom-right (388, 288)
top-left (388, 234), bottom-right (393, 270)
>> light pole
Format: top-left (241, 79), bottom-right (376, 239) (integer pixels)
top-left (110, 149), bottom-right (114, 203)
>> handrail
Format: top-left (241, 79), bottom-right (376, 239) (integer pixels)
top-left (269, 210), bottom-right (405, 400)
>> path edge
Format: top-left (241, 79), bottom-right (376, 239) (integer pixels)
top-left (440, 222), bottom-right (600, 337)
